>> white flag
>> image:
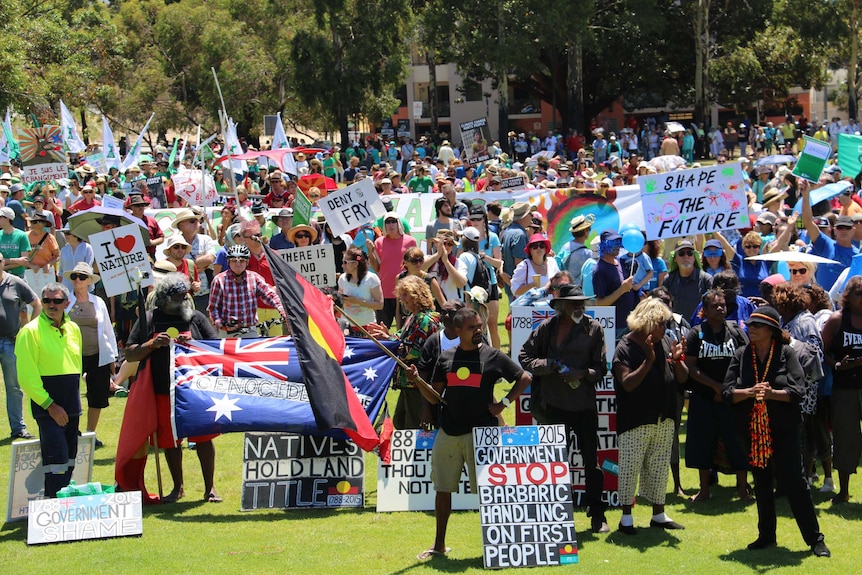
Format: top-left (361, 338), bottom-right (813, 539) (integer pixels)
top-left (102, 116), bottom-right (121, 171)
top-left (0, 111), bottom-right (10, 164)
top-left (178, 133), bottom-right (188, 166)
top-left (121, 113), bottom-right (155, 171)
top-left (221, 117), bottom-right (247, 175)
top-left (271, 111), bottom-right (296, 175)
top-left (60, 100), bottom-right (86, 154)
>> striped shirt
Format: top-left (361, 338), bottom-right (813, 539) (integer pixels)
top-left (207, 270), bottom-right (284, 328)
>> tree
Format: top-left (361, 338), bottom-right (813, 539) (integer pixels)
top-left (290, 0), bottom-right (411, 145)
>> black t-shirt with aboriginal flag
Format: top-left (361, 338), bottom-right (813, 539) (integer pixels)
top-left (433, 344), bottom-right (524, 436)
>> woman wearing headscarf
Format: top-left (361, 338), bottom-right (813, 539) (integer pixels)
top-left (723, 306), bottom-right (830, 557)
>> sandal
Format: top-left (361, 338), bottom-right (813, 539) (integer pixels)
top-left (417, 547), bottom-right (451, 560)
top-left (205, 490), bottom-right (223, 503)
top-left (162, 488), bottom-right (185, 504)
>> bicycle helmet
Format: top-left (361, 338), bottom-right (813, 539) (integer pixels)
top-left (227, 244), bottom-right (251, 259)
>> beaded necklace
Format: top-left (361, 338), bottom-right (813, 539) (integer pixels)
top-left (749, 340), bottom-right (775, 468)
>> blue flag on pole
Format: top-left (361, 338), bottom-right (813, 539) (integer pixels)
top-left (172, 336), bottom-right (398, 439)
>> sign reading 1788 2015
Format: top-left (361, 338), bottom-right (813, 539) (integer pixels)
top-left (637, 163), bottom-right (749, 241)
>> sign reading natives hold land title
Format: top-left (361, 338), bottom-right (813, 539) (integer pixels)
top-left (241, 432), bottom-right (364, 510)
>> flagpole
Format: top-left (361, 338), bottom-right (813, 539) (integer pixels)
top-left (333, 305), bottom-right (445, 404)
top-left (212, 68), bottom-right (238, 204)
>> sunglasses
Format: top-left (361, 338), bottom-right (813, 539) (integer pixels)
top-left (703, 249), bottom-right (722, 258)
top-left (270, 179), bottom-right (283, 183)
top-left (385, 219), bottom-right (398, 224)
top-left (469, 216), bottom-right (484, 222)
top-left (228, 257), bottom-right (248, 263)
top-left (530, 243), bottom-right (547, 250)
top-left (743, 244), bottom-right (761, 250)
top-left (676, 249), bottom-right (694, 257)
top-left (790, 268), bottom-right (808, 275)
top-left (342, 260), bottom-right (357, 265)
top-left (42, 297), bottom-right (67, 305)
top-left (83, 191), bottom-right (95, 194)
top-left (69, 273), bottom-right (90, 281)
top-left (407, 257), bottom-right (424, 264)
top-left (295, 232), bottom-right (311, 239)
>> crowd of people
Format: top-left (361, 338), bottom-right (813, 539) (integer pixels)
top-left (2, 112), bottom-right (861, 559)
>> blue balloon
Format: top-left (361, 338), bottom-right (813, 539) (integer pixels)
top-left (621, 228), bottom-right (645, 253)
top-left (619, 222), bottom-right (641, 235)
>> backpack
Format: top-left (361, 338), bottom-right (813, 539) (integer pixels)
top-left (465, 252), bottom-right (491, 291)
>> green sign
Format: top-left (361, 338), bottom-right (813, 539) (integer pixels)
top-left (793, 136), bottom-right (831, 182)
top-left (292, 190), bottom-right (312, 226)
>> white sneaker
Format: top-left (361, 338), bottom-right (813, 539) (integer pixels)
top-left (820, 478), bottom-right (835, 493)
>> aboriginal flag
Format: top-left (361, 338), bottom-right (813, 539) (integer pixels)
top-left (264, 244), bottom-right (379, 451)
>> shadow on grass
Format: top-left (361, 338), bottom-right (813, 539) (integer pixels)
top-left (146, 502), bottom-right (436, 523)
top-left (820, 500), bottom-right (862, 520)
top-left (0, 521), bottom-right (26, 543)
top-left (720, 547), bottom-right (808, 571)
top-left (390, 555), bottom-right (483, 574)
top-left (682, 488), bottom-right (756, 516)
top-left (606, 527), bottom-right (682, 551)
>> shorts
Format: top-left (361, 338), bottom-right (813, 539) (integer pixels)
top-left (431, 429), bottom-right (477, 493)
top-left (153, 394), bottom-right (218, 449)
top-left (83, 353), bottom-right (112, 409)
top-left (487, 283), bottom-right (500, 301)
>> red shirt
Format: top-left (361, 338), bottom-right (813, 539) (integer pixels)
top-left (144, 215), bottom-right (164, 257)
top-left (68, 198), bottom-right (101, 214)
top-left (246, 250), bottom-right (277, 309)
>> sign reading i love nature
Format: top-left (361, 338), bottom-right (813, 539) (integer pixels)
top-left (90, 223), bottom-right (154, 297)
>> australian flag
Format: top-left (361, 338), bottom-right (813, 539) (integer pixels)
top-left (172, 336), bottom-right (398, 440)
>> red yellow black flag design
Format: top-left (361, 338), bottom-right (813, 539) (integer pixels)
top-left (264, 244), bottom-right (379, 451)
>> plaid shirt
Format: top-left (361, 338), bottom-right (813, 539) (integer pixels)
top-left (207, 269), bottom-right (284, 328)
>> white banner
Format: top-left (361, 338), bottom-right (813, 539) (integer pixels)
top-left (171, 169), bottom-right (218, 207)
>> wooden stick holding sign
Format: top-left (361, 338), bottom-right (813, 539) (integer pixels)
top-left (333, 305), bottom-right (445, 405)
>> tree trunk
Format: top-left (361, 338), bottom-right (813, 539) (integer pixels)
top-left (428, 48), bottom-right (439, 141)
top-left (566, 38), bottom-right (584, 133)
top-left (693, 0), bottom-right (711, 129)
top-left (850, 1), bottom-right (860, 121)
top-left (80, 108), bottom-right (89, 146)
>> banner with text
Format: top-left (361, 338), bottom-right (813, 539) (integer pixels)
top-left (90, 224), bottom-right (153, 297)
top-left (511, 305), bottom-right (620, 507)
top-left (171, 169), bottom-right (218, 207)
top-left (638, 164), bottom-right (748, 240)
top-left (241, 432), bottom-right (364, 510)
top-left (277, 244), bottom-right (335, 287)
top-left (318, 178), bottom-right (385, 237)
top-left (474, 425), bottom-right (578, 568)
top-left (18, 125), bottom-right (67, 184)
top-left (376, 429), bottom-right (479, 512)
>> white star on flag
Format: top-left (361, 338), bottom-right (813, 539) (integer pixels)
top-left (207, 394), bottom-right (243, 422)
top-left (343, 346), bottom-right (355, 359)
top-left (363, 367), bottom-right (378, 381)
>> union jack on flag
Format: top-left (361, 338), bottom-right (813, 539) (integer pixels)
top-left (172, 337), bottom-right (399, 440)
top-left (531, 309), bottom-right (554, 330)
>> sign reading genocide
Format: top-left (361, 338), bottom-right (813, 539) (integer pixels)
top-left (27, 491), bottom-right (143, 545)
top-left (474, 424), bottom-right (578, 568)
top-left (276, 244), bottom-right (336, 287)
top-left (637, 164), bottom-right (748, 240)
top-left (241, 432), bottom-right (364, 511)
top-left (511, 306), bottom-right (620, 508)
top-left (376, 429), bottom-right (479, 512)
top-left (318, 178), bottom-right (385, 237)
top-left (90, 223), bottom-right (154, 297)
top-left (7, 433), bottom-right (96, 522)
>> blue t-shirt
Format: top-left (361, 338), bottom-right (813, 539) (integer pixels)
top-left (731, 253), bottom-right (771, 298)
top-left (646, 256), bottom-right (668, 292)
top-left (812, 233), bottom-right (858, 289)
top-left (269, 232), bottom-right (294, 251)
top-left (593, 258), bottom-right (636, 330)
top-left (6, 199), bottom-right (26, 230)
top-left (500, 223), bottom-right (527, 275)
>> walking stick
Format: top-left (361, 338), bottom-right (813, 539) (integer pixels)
top-left (334, 305), bottom-right (445, 405)
top-left (151, 429), bottom-right (163, 499)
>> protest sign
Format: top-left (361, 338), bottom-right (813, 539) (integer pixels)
top-left (27, 491), bottom-right (143, 545)
top-left (793, 136), bottom-right (832, 182)
top-left (7, 433), bottom-right (95, 522)
top-left (377, 429), bottom-right (479, 512)
top-left (500, 176), bottom-right (527, 191)
top-left (292, 190), bottom-right (312, 226)
top-left (460, 118), bottom-right (491, 165)
top-left (241, 432), bottom-right (364, 510)
top-left (511, 306), bottom-right (620, 507)
top-left (171, 169), bottom-right (218, 206)
top-left (838, 133), bottom-right (862, 177)
top-left (18, 126), bottom-right (67, 184)
top-left (101, 194), bottom-right (125, 210)
top-left (318, 178), bottom-right (385, 237)
top-left (396, 119), bottom-right (411, 138)
top-left (145, 175), bottom-right (169, 209)
top-left (381, 119), bottom-right (395, 138)
top-left (277, 244), bottom-right (336, 287)
top-left (90, 223), bottom-right (153, 297)
top-left (474, 425), bottom-right (578, 568)
top-left (638, 164), bottom-right (748, 240)
top-left (86, 152), bottom-right (106, 174)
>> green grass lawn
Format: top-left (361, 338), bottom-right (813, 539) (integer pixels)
top-left (1, 300), bottom-right (858, 574)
